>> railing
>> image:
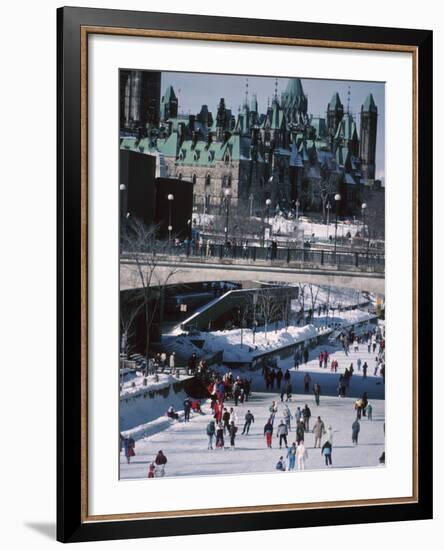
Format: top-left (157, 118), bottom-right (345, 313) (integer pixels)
top-left (124, 242), bottom-right (385, 273)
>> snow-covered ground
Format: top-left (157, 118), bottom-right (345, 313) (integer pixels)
top-left (164, 309), bottom-right (375, 363)
top-left (120, 339), bottom-right (385, 479)
top-left (120, 372), bottom-right (190, 398)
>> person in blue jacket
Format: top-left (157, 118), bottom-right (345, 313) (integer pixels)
top-left (287, 442), bottom-right (297, 470)
top-left (321, 440), bottom-right (332, 466)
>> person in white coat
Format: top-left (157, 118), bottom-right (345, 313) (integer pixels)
top-left (296, 441), bottom-right (308, 470)
top-left (326, 425), bottom-right (334, 445)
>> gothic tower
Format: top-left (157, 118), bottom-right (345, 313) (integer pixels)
top-left (216, 98), bottom-right (229, 141)
top-left (281, 77), bottom-right (308, 125)
top-left (359, 93), bottom-right (378, 180)
top-left (327, 92), bottom-right (344, 137)
top-left (160, 85), bottom-right (178, 122)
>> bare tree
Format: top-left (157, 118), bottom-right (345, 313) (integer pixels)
top-left (120, 291), bottom-right (145, 358)
top-left (256, 289), bottom-right (281, 341)
top-left (121, 218), bottom-right (179, 366)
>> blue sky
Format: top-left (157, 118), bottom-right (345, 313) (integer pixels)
top-left (161, 71), bottom-right (385, 180)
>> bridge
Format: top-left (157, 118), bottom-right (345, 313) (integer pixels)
top-left (120, 245), bottom-right (385, 294)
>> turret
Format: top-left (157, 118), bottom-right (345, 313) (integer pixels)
top-left (359, 93), bottom-right (378, 180)
top-left (327, 92), bottom-right (344, 137)
top-left (160, 85), bottom-right (178, 122)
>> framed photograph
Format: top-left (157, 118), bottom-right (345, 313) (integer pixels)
top-left (57, 6), bottom-right (433, 543)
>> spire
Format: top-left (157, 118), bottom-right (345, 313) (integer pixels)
top-left (250, 93), bottom-right (258, 113)
top-left (273, 77), bottom-right (279, 103)
top-left (362, 93), bottom-right (377, 113)
top-left (244, 77), bottom-right (249, 109)
top-left (346, 85), bottom-right (351, 114)
top-left (329, 92), bottom-right (343, 111)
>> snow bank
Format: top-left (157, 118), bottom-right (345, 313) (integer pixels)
top-left (120, 372), bottom-right (191, 399)
top-left (120, 387), bottom-right (190, 432)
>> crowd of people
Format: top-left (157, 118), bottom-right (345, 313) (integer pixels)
top-left (122, 320), bottom-right (385, 477)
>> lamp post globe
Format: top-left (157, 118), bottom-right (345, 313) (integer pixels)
top-left (333, 194), bottom-right (341, 256)
top-left (119, 184), bottom-right (126, 191)
top-left (361, 202), bottom-right (368, 242)
top-left (167, 194), bottom-right (174, 245)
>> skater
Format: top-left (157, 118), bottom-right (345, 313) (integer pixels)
top-left (229, 421), bottom-right (238, 449)
top-left (295, 421), bottom-right (305, 444)
top-left (123, 436), bottom-right (135, 464)
top-left (264, 418), bottom-right (274, 448)
top-left (277, 420), bottom-right (289, 449)
top-left (295, 406), bottom-right (302, 425)
top-left (215, 423), bottom-right (225, 449)
top-left (362, 362), bottom-right (368, 379)
top-left (276, 456), bottom-right (286, 471)
top-left (313, 382), bottom-right (321, 406)
top-left (365, 402), bottom-right (373, 420)
top-left (285, 381), bottom-right (292, 402)
top-left (269, 401), bottom-right (278, 425)
top-left (154, 450), bottom-right (167, 477)
top-left (296, 440), bottom-right (308, 470)
top-left (352, 419), bottom-right (360, 445)
top-left (303, 347), bottom-right (309, 364)
top-left (229, 407), bottom-right (238, 427)
top-left (242, 410), bottom-right (255, 435)
top-left (302, 404), bottom-right (311, 431)
top-left (357, 357), bottom-right (362, 372)
top-left (287, 442), bottom-right (297, 470)
top-left (303, 373), bottom-right (312, 394)
top-left (222, 408), bottom-right (230, 433)
top-left (312, 416), bottom-right (326, 448)
top-left (276, 368), bottom-right (283, 389)
top-left (321, 440), bottom-right (333, 466)
top-left (183, 397), bottom-right (192, 422)
top-left (167, 405), bottom-right (179, 420)
top-left (206, 420), bottom-right (216, 449)
top-left (354, 398), bottom-right (364, 419)
top-left (147, 463), bottom-right (156, 478)
top-left (283, 404), bottom-right (293, 431)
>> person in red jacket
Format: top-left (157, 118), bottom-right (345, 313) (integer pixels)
top-left (154, 450), bottom-right (167, 477)
top-left (147, 463), bottom-right (155, 478)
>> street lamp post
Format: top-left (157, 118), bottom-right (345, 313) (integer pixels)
top-left (326, 202), bottom-right (331, 240)
top-left (167, 193), bottom-right (174, 245)
top-left (334, 193), bottom-right (341, 256)
top-left (249, 193), bottom-right (254, 217)
top-left (224, 188), bottom-right (232, 245)
top-left (295, 199), bottom-right (300, 221)
top-left (361, 202), bottom-right (367, 241)
top-left (265, 198), bottom-right (272, 237)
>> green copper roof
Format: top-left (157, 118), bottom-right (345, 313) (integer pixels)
top-left (362, 93), bottom-right (377, 113)
top-left (329, 92), bottom-right (343, 110)
top-left (334, 113), bottom-right (357, 142)
top-left (162, 85), bottom-right (177, 102)
top-left (284, 78), bottom-right (304, 98)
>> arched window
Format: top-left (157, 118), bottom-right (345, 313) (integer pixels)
top-left (205, 174), bottom-right (211, 186)
top-left (192, 174), bottom-right (197, 185)
top-left (178, 173), bottom-right (182, 181)
top-left (227, 175), bottom-right (232, 188)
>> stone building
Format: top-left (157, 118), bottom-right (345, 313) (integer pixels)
top-left (120, 73), bottom-right (380, 216)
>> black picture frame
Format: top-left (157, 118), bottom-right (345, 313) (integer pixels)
top-left (57, 6), bottom-right (433, 543)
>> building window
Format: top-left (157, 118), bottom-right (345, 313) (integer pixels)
top-left (192, 174), bottom-right (197, 185)
top-left (178, 173), bottom-right (182, 181)
top-left (205, 174), bottom-right (211, 186)
top-left (222, 175), bottom-right (232, 188)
